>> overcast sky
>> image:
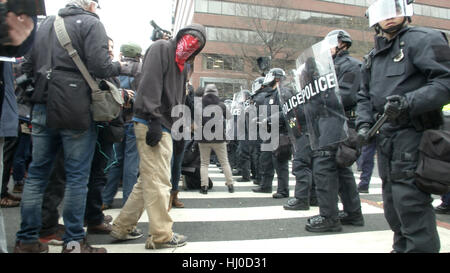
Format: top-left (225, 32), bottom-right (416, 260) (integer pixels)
top-left (44, 0), bottom-right (174, 59)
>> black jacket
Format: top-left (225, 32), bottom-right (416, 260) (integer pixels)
top-left (197, 93), bottom-right (230, 143)
top-left (356, 26), bottom-right (450, 133)
top-left (24, 5), bottom-right (121, 104)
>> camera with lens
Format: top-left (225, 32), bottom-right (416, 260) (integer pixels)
top-left (150, 20), bottom-right (172, 42)
top-left (15, 73), bottom-right (34, 96)
top-left (0, 0), bottom-right (46, 44)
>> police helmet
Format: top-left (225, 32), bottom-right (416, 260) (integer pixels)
top-left (263, 68), bottom-right (286, 86)
top-left (120, 43), bottom-right (142, 58)
top-left (326, 29), bottom-right (352, 48)
top-left (251, 77), bottom-right (265, 93)
top-left (366, 0), bottom-right (414, 29)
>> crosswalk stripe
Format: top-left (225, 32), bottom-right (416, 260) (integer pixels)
top-left (63, 162), bottom-right (448, 253)
top-left (103, 202), bottom-right (383, 223)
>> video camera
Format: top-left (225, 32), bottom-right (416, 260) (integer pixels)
top-left (150, 20), bottom-right (172, 41)
top-left (15, 73), bottom-right (34, 96)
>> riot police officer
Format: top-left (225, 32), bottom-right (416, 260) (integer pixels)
top-left (324, 29), bottom-right (365, 226)
top-left (357, 0), bottom-right (450, 252)
top-left (283, 106), bottom-right (317, 210)
top-left (249, 77), bottom-right (268, 185)
top-left (252, 68), bottom-right (291, 199)
top-left (236, 90), bottom-right (254, 182)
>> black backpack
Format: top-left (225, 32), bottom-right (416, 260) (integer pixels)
top-left (415, 130), bottom-right (450, 195)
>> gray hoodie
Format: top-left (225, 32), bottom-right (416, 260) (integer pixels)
top-left (133, 24), bottom-right (206, 130)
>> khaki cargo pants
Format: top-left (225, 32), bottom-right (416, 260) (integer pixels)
top-left (113, 123), bottom-right (173, 244)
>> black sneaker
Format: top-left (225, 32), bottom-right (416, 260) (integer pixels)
top-left (272, 193), bottom-right (288, 199)
top-left (357, 186), bottom-right (369, 193)
top-left (145, 233), bottom-right (187, 249)
top-left (305, 215), bottom-right (342, 232)
top-left (237, 177), bottom-right (251, 182)
top-left (284, 198), bottom-right (309, 210)
top-left (338, 210), bottom-right (365, 226)
top-left (252, 187), bottom-right (272, 193)
top-left (199, 186), bottom-right (208, 194)
top-left (228, 184), bottom-right (235, 193)
top-left (435, 203), bottom-right (450, 215)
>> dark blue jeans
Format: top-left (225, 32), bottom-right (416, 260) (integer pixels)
top-left (171, 140), bottom-right (186, 192)
top-left (16, 104), bottom-right (97, 244)
top-left (12, 132), bottom-right (31, 183)
top-left (85, 125), bottom-right (114, 226)
top-left (357, 141), bottom-right (376, 188)
top-left (103, 123), bottom-right (139, 206)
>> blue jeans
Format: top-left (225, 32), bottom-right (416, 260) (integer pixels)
top-left (103, 123), bottom-right (139, 206)
top-left (12, 132), bottom-right (31, 183)
top-left (16, 104), bottom-right (97, 244)
top-left (171, 140), bottom-right (186, 192)
top-left (0, 138), bottom-right (8, 253)
top-left (357, 141), bottom-right (376, 188)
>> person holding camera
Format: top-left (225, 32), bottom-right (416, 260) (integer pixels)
top-left (14, 0), bottom-right (125, 253)
top-left (0, 0), bottom-right (36, 253)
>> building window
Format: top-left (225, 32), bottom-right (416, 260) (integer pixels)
top-left (222, 2), bottom-right (236, 16)
top-left (203, 54), bottom-right (244, 72)
top-left (208, 1), bottom-right (222, 14)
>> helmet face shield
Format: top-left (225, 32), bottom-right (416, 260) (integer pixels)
top-left (324, 34), bottom-right (339, 49)
top-left (252, 81), bottom-right (262, 93)
top-left (367, 0), bottom-right (413, 27)
top-left (252, 77), bottom-right (265, 93)
top-left (263, 73), bottom-right (275, 86)
top-left (263, 68), bottom-right (286, 86)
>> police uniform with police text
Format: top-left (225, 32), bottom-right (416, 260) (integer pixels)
top-left (356, 26), bottom-right (450, 252)
top-left (333, 50), bottom-right (364, 225)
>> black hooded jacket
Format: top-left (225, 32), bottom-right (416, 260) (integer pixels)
top-left (133, 24), bottom-right (206, 130)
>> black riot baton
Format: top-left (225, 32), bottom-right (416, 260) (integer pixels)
top-left (367, 113), bottom-right (388, 138)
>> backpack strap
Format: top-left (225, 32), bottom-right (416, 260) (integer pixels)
top-left (53, 16), bottom-right (99, 93)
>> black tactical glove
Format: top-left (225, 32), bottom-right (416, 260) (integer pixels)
top-left (384, 95), bottom-right (409, 121)
top-left (146, 119), bottom-right (162, 147)
top-left (356, 124), bottom-right (371, 147)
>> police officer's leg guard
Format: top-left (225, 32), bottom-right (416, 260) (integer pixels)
top-left (378, 129), bottom-right (440, 253)
top-left (273, 153), bottom-right (289, 198)
top-left (238, 140), bottom-right (251, 181)
top-left (338, 166), bottom-right (364, 226)
top-left (253, 149), bottom-right (274, 193)
top-left (306, 149), bottom-right (342, 232)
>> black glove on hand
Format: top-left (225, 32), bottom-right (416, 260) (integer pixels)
top-left (356, 124), bottom-right (371, 147)
top-left (384, 95), bottom-right (409, 121)
top-left (146, 119), bottom-right (162, 147)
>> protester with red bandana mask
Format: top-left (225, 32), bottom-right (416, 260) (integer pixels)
top-left (110, 24), bottom-right (206, 250)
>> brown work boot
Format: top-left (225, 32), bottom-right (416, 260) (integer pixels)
top-left (62, 239), bottom-right (107, 253)
top-left (170, 191), bottom-right (184, 210)
top-left (14, 241), bottom-right (49, 253)
top-left (87, 222), bottom-right (113, 234)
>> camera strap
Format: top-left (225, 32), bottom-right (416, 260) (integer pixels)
top-left (53, 16), bottom-right (100, 93)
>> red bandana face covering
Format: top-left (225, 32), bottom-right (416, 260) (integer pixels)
top-left (176, 34), bottom-right (201, 72)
